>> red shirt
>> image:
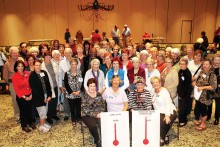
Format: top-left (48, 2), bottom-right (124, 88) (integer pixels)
top-left (156, 62), bottom-right (166, 73)
top-left (127, 67), bottom-right (146, 84)
top-left (12, 71), bottom-right (32, 98)
top-left (71, 44), bottom-right (77, 55)
top-left (120, 60), bottom-right (133, 71)
top-left (92, 33), bottom-right (102, 44)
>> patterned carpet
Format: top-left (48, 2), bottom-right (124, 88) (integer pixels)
top-left (0, 94), bottom-right (220, 147)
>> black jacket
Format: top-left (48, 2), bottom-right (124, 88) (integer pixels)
top-left (29, 70), bottom-right (52, 107)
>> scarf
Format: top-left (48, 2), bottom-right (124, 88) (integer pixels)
top-left (92, 70), bottom-right (99, 91)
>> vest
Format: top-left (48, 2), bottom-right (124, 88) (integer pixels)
top-left (107, 68), bottom-right (124, 87)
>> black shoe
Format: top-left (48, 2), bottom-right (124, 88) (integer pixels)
top-left (46, 118), bottom-right (53, 124)
top-left (29, 124), bottom-right (36, 130)
top-left (22, 127), bottom-right (31, 133)
top-left (53, 116), bottom-right (60, 121)
top-left (160, 139), bottom-right (165, 146)
top-left (164, 136), bottom-right (169, 145)
top-left (64, 116), bottom-right (69, 121)
top-left (213, 119), bottom-right (219, 125)
top-left (16, 119), bottom-right (21, 124)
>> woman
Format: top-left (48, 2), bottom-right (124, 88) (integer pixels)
top-left (128, 76), bottom-right (152, 111)
top-left (150, 47), bottom-right (158, 61)
top-left (51, 50), bottom-right (62, 65)
top-left (102, 75), bottom-right (128, 112)
top-left (105, 57), bottom-right (129, 90)
top-left (161, 58), bottom-right (179, 101)
top-left (25, 54), bottom-right (35, 72)
top-left (212, 55), bottom-right (220, 125)
top-left (111, 45), bottom-right (121, 58)
top-left (12, 60), bottom-right (35, 133)
top-left (82, 78), bottom-right (105, 147)
top-left (120, 49), bottom-right (133, 71)
top-left (83, 41), bottom-right (91, 56)
top-left (41, 52), bottom-right (60, 124)
top-left (139, 50), bottom-right (149, 69)
top-left (28, 47), bottom-right (40, 59)
top-left (127, 57), bottom-right (145, 90)
top-left (59, 44), bottom-right (65, 59)
top-left (84, 58), bottom-right (105, 94)
top-left (151, 76), bottom-right (177, 146)
top-left (156, 53), bottom-right (166, 73)
top-left (194, 59), bottom-right (217, 131)
top-left (64, 58), bottom-right (83, 126)
top-left (171, 48), bottom-right (181, 72)
top-left (145, 58), bottom-right (160, 93)
top-left (177, 57), bottom-right (192, 127)
top-left (38, 43), bottom-right (49, 59)
top-left (100, 52), bottom-right (112, 77)
top-left (29, 60), bottom-right (52, 132)
top-left (51, 40), bottom-right (59, 51)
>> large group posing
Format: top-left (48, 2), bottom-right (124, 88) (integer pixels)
top-left (2, 27), bottom-right (220, 147)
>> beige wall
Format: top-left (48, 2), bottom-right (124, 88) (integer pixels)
top-left (0, 0), bottom-right (219, 46)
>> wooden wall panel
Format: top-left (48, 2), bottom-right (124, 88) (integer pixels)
top-left (167, 0), bottom-right (181, 43)
top-left (29, 0), bottom-right (44, 40)
top-left (131, 0), bottom-right (144, 43)
top-left (0, 0), bottom-right (219, 45)
top-left (0, 0), bottom-right (8, 45)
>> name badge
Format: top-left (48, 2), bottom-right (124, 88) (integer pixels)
top-left (78, 77), bottom-right (83, 82)
top-left (202, 74), bottom-right (206, 78)
top-left (181, 76), bottom-right (185, 81)
top-left (40, 72), bottom-right (45, 77)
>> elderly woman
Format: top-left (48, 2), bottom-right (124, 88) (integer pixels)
top-left (84, 58), bottom-right (105, 94)
top-left (171, 48), bottom-right (181, 71)
top-left (28, 47), bottom-right (40, 59)
top-left (51, 50), bottom-right (62, 65)
top-left (165, 47), bottom-right (172, 58)
top-left (105, 57), bottom-right (129, 90)
top-left (82, 78), bottom-right (105, 147)
top-left (128, 76), bottom-right (152, 111)
top-left (41, 52), bottom-right (59, 124)
top-left (102, 75), bottom-right (128, 112)
top-left (64, 58), bottom-right (83, 126)
top-left (177, 57), bottom-right (192, 127)
top-left (193, 59), bottom-right (217, 131)
top-left (156, 53), bottom-right (166, 73)
top-left (127, 57), bottom-right (145, 90)
top-left (151, 76), bottom-right (177, 146)
top-left (145, 58), bottom-right (160, 93)
top-left (212, 55), bottom-right (220, 125)
top-left (161, 58), bottom-right (179, 101)
top-left (139, 50), bottom-right (149, 69)
top-left (29, 60), bottom-right (52, 132)
top-left (100, 52), bottom-right (112, 77)
top-left (120, 49), bottom-right (133, 71)
top-left (12, 60), bottom-right (35, 133)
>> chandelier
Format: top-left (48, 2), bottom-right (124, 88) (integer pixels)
top-left (78, 0), bottom-right (114, 22)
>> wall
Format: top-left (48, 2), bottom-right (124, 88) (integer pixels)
top-left (0, 0), bottom-right (219, 46)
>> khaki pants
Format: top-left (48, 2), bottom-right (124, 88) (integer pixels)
top-left (9, 83), bottom-right (20, 119)
top-left (122, 36), bottom-right (130, 47)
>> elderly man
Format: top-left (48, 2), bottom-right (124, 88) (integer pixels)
top-left (3, 47), bottom-right (22, 122)
top-left (111, 25), bottom-right (120, 45)
top-left (122, 24), bottom-right (131, 47)
top-left (58, 48), bottom-right (73, 121)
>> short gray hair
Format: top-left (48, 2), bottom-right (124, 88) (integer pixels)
top-left (90, 58), bottom-right (100, 67)
top-left (9, 46), bottom-right (19, 54)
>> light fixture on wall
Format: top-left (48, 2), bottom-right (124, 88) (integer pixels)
top-left (78, 0), bottom-right (114, 22)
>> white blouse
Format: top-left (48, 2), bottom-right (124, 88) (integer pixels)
top-left (152, 87), bottom-right (176, 116)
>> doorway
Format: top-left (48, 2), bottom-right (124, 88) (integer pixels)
top-left (181, 20), bottom-right (193, 43)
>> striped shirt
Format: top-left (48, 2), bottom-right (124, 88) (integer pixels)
top-left (128, 89), bottom-right (152, 110)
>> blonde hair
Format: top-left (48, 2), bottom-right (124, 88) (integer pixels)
top-left (146, 58), bottom-right (154, 64)
top-left (110, 75), bottom-right (122, 86)
top-left (140, 50), bottom-right (149, 56)
top-left (180, 57), bottom-right (188, 64)
top-left (28, 47), bottom-right (39, 54)
top-left (150, 76), bottom-right (161, 84)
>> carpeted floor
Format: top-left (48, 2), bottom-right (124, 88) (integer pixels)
top-left (0, 94), bottom-right (220, 147)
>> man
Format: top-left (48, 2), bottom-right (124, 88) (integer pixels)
top-left (58, 48), bottom-right (72, 121)
top-left (102, 32), bottom-right (109, 42)
top-left (201, 31), bottom-right (209, 49)
top-left (92, 29), bottom-right (102, 45)
top-left (3, 47), bottom-right (22, 122)
top-left (111, 25), bottom-right (120, 45)
top-left (122, 24), bottom-right (131, 47)
top-left (64, 28), bottom-right (71, 43)
top-left (19, 42), bottom-right (28, 59)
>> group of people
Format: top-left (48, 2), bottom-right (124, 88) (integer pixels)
top-left (2, 30), bottom-right (220, 147)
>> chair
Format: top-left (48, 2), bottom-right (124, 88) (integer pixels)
top-left (169, 111), bottom-right (179, 140)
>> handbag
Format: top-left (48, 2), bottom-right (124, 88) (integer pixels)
top-left (206, 73), bottom-right (220, 100)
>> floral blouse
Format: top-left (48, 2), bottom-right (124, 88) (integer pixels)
top-left (81, 92), bottom-right (105, 117)
top-left (196, 70), bottom-right (217, 105)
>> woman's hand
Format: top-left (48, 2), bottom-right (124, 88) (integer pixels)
top-left (59, 87), bottom-right (66, 93)
top-left (198, 87), bottom-right (203, 92)
top-left (164, 115), bottom-right (171, 124)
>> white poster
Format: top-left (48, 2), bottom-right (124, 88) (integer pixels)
top-left (132, 110), bottom-right (160, 147)
top-left (101, 111), bottom-right (130, 147)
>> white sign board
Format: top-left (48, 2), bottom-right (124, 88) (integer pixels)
top-left (101, 111), bottom-right (130, 147)
top-left (132, 110), bottom-right (160, 147)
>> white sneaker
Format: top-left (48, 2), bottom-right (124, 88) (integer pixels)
top-left (44, 123), bottom-right (51, 129)
top-left (39, 125), bottom-right (49, 132)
